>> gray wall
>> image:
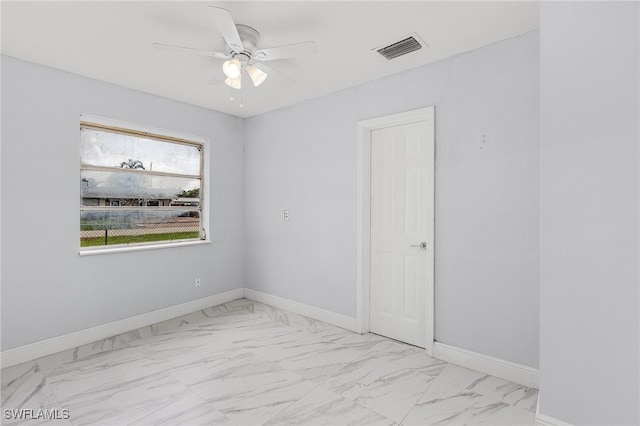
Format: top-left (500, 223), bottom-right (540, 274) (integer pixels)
top-left (245, 31), bottom-right (540, 368)
top-left (2, 31), bottom-right (542, 371)
top-left (539, 2), bottom-right (639, 424)
top-left (1, 56), bottom-right (245, 350)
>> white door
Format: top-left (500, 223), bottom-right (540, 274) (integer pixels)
top-left (369, 117), bottom-right (434, 348)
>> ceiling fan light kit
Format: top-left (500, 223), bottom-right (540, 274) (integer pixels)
top-left (224, 76), bottom-right (242, 89)
top-left (247, 65), bottom-right (267, 87)
top-left (153, 6), bottom-right (318, 105)
top-left (222, 58), bottom-right (242, 79)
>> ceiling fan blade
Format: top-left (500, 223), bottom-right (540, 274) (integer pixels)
top-left (152, 43), bottom-right (230, 59)
top-left (208, 6), bottom-right (243, 52)
top-left (254, 41), bottom-right (318, 61)
top-left (253, 63), bottom-right (295, 87)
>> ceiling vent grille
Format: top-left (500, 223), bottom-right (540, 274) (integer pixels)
top-left (374, 33), bottom-right (426, 60)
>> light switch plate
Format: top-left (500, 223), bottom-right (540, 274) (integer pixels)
top-left (478, 132), bottom-right (491, 150)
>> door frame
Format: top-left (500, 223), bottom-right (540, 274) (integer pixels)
top-left (356, 106), bottom-right (435, 356)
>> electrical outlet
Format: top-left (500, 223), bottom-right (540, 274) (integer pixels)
top-left (195, 277), bottom-right (201, 287)
top-left (283, 210), bottom-right (290, 221)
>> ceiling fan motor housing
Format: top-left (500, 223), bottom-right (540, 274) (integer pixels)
top-left (233, 24), bottom-right (260, 56)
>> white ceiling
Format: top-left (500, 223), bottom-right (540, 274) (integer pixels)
top-left (1, 1), bottom-right (539, 118)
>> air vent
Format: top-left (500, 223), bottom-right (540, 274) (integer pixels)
top-left (374, 33), bottom-right (426, 60)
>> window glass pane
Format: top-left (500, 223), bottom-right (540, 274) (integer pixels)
top-left (80, 128), bottom-right (201, 175)
top-left (81, 170), bottom-right (200, 204)
top-left (80, 210), bottom-right (200, 247)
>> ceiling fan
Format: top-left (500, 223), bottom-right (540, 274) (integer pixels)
top-left (153, 6), bottom-right (318, 93)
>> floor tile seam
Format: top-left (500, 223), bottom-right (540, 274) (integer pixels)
top-left (348, 344), bottom-right (384, 365)
top-left (141, 339), bottom-right (300, 421)
top-left (387, 360), bottom-right (446, 383)
top-left (248, 303), bottom-right (336, 335)
top-left (41, 345), bottom-right (153, 389)
top-left (493, 393), bottom-right (537, 414)
top-left (317, 353), bottom-right (439, 424)
top-left (42, 379), bottom-right (70, 415)
top-left (155, 325), bottom-right (307, 377)
top-left (139, 348), bottom-right (202, 391)
top-left (125, 343), bottom-right (211, 410)
top-left (387, 363), bottom-right (449, 382)
top-left (12, 368), bottom-right (71, 421)
top-left (46, 377), bottom-right (152, 426)
top-left (434, 373), bottom-right (535, 413)
top-left (493, 387), bottom-right (539, 413)
top-left (397, 375), bottom-right (437, 426)
top-left (258, 370), bottom-right (331, 425)
top-left (123, 363), bottom-right (235, 426)
top-left (4, 363), bottom-right (82, 424)
top-left (250, 333), bottom-right (368, 387)
top-left (36, 330), bottom-right (167, 376)
top-left (347, 344), bottom-right (416, 370)
top-left (330, 343), bottom-right (377, 369)
top-left (330, 351), bottom-right (410, 381)
top-left (348, 397), bottom-right (404, 426)
top-left (300, 334), bottom-right (428, 378)
top-left (124, 385), bottom-right (215, 426)
top-left (269, 343), bottom-right (369, 383)
top-left (1, 360), bottom-right (38, 386)
top-left (354, 373), bottom-right (438, 424)
top-left (51, 369), bottom-right (184, 409)
top-left (415, 375), bottom-right (537, 420)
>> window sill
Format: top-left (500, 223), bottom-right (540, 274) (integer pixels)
top-left (79, 240), bottom-right (211, 256)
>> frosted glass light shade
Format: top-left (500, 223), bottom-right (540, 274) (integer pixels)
top-left (247, 65), bottom-right (267, 87)
top-left (224, 76), bottom-right (241, 89)
top-left (222, 59), bottom-right (242, 79)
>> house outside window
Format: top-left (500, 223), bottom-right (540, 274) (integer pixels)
top-left (80, 116), bottom-right (207, 252)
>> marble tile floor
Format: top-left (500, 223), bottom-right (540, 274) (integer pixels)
top-left (1, 299), bottom-right (538, 426)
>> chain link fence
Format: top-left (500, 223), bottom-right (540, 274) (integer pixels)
top-left (80, 210), bottom-right (200, 247)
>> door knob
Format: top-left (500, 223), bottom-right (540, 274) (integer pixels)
top-left (410, 242), bottom-right (427, 250)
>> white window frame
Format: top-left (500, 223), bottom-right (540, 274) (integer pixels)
top-left (79, 114), bottom-right (210, 256)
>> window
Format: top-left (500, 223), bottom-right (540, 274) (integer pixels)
top-left (80, 117), bottom-right (206, 252)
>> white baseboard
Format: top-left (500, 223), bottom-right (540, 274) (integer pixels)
top-left (2, 286), bottom-right (540, 398)
top-left (0, 288), bottom-right (244, 369)
top-left (433, 342), bottom-right (539, 389)
top-left (241, 290), bottom-right (540, 390)
top-left (535, 413), bottom-right (574, 426)
top-left (243, 288), bottom-right (360, 333)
